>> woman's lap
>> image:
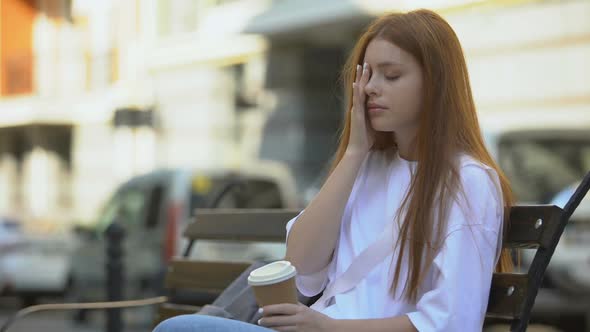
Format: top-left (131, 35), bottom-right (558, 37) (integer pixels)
top-left (153, 314), bottom-right (275, 332)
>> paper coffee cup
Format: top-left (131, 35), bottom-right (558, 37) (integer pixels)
top-left (248, 260), bottom-right (298, 306)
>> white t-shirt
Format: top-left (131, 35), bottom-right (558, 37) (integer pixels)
top-left (285, 150), bottom-right (504, 331)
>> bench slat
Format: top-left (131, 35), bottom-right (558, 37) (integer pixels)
top-left (185, 209), bottom-right (301, 242)
top-left (187, 206), bottom-right (565, 248)
top-left (504, 205), bottom-right (563, 249)
top-left (486, 273), bottom-right (528, 319)
top-left (165, 260), bottom-right (252, 292)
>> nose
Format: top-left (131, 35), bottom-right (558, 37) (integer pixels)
top-left (364, 76), bottom-right (378, 96)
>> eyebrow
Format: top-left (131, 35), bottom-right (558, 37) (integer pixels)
top-left (375, 61), bottom-right (403, 68)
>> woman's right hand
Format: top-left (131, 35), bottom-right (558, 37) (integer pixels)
top-left (345, 62), bottom-right (374, 157)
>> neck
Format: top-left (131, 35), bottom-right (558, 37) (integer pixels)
top-left (394, 131), bottom-right (418, 162)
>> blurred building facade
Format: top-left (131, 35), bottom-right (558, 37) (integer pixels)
top-left (0, 0), bottom-right (588, 228)
top-left (246, 0), bottom-right (590, 190)
top-left (0, 0), bottom-right (80, 228)
top-left (0, 0), bottom-right (278, 226)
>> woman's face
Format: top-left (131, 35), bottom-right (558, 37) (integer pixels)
top-left (362, 38), bottom-right (424, 136)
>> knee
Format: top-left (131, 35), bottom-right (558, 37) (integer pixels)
top-left (153, 314), bottom-right (204, 332)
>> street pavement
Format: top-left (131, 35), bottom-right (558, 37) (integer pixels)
top-left (0, 296), bottom-right (153, 332)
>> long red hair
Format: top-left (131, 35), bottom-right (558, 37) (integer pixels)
top-left (328, 9), bottom-right (515, 303)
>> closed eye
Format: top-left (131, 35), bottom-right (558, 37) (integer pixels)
top-left (386, 76), bottom-right (400, 81)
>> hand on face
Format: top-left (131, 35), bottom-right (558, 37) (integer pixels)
top-left (345, 62), bottom-right (375, 157)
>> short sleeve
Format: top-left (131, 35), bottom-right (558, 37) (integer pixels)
top-left (286, 210), bottom-right (335, 297)
top-left (406, 164), bottom-right (504, 331)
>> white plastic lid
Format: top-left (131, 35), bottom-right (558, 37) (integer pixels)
top-left (247, 260), bottom-right (297, 286)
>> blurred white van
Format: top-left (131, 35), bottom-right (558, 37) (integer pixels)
top-left (68, 160), bottom-right (301, 323)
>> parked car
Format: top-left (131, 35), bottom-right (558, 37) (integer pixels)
top-left (0, 218), bottom-right (74, 305)
top-left (69, 160), bottom-right (301, 322)
top-left (479, 113), bottom-right (590, 328)
top-left (0, 217), bottom-right (25, 294)
top-left (484, 129), bottom-right (590, 204)
top-left (1, 235), bottom-right (74, 305)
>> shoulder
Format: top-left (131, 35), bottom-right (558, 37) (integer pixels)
top-left (450, 154), bottom-right (504, 228)
top-left (457, 154), bottom-right (501, 193)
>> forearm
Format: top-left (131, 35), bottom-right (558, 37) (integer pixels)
top-left (330, 315), bottom-right (418, 332)
top-left (285, 151), bottom-right (367, 275)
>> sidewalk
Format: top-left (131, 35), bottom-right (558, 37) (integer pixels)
top-left (0, 297), bottom-right (154, 332)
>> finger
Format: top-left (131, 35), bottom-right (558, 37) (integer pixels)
top-left (352, 82), bottom-right (357, 111)
top-left (356, 63), bottom-right (370, 105)
top-left (273, 327), bottom-right (297, 332)
top-left (360, 62), bottom-right (371, 87)
top-left (258, 315), bottom-right (298, 328)
top-left (355, 63), bottom-right (362, 83)
top-left (261, 303), bottom-right (300, 317)
top-left (353, 83), bottom-right (364, 119)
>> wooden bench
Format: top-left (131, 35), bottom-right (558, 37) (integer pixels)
top-left (154, 209), bottom-right (301, 325)
top-left (485, 170), bottom-right (590, 331)
top-left (156, 171), bottom-right (590, 332)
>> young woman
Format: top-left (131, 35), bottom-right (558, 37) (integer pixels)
top-left (154, 8), bottom-right (514, 332)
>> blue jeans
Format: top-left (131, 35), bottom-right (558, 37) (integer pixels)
top-left (153, 314), bottom-right (275, 332)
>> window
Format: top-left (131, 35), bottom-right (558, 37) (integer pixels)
top-left (188, 176), bottom-right (287, 263)
top-left (237, 180), bottom-right (283, 208)
top-left (212, 0), bottom-right (241, 5)
top-left (95, 189), bottom-right (147, 233)
top-left (157, 0), bottom-right (200, 37)
top-left (145, 186), bottom-right (165, 228)
top-left (84, 49), bottom-right (118, 90)
top-left (498, 135), bottom-right (590, 204)
top-left (190, 175), bottom-right (283, 210)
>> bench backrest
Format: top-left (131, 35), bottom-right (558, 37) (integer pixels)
top-left (489, 170), bottom-right (590, 331)
top-left (155, 209), bottom-right (299, 325)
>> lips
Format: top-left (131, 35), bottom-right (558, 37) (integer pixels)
top-left (367, 102), bottom-right (387, 109)
top-left (367, 102), bottom-right (387, 115)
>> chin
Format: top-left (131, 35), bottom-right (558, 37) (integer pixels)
top-left (369, 120), bottom-right (395, 132)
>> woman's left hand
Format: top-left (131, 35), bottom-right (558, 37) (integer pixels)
top-left (257, 302), bottom-right (335, 332)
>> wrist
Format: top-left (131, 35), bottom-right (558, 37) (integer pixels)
top-left (325, 318), bottom-right (342, 331)
top-left (344, 148), bottom-right (369, 161)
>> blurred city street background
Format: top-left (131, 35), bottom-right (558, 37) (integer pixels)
top-left (0, 0), bottom-right (589, 331)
